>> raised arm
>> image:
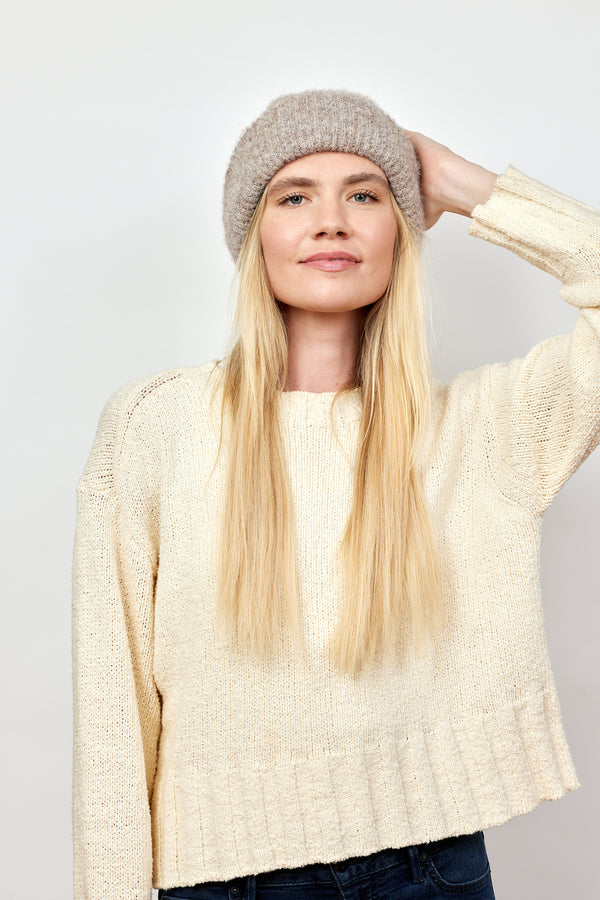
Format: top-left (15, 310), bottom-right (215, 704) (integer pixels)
top-left (407, 132), bottom-right (600, 508)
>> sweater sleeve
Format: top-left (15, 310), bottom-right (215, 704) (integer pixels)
top-left (72, 381), bottom-right (162, 900)
top-left (468, 166), bottom-right (600, 510)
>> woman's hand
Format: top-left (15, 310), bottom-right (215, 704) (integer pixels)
top-left (406, 131), bottom-right (498, 230)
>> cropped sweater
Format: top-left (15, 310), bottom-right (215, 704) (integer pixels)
top-left (72, 166), bottom-right (600, 899)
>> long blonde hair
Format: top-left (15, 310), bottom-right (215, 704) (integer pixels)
top-left (211, 187), bottom-right (444, 676)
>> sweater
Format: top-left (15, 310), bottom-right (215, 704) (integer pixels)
top-left (72, 166), bottom-right (600, 899)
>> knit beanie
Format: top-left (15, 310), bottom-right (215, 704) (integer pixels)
top-left (222, 89), bottom-right (424, 261)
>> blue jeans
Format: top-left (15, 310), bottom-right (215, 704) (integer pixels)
top-left (158, 830), bottom-right (495, 898)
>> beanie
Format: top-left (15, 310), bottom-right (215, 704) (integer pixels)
top-left (222, 89), bottom-right (424, 261)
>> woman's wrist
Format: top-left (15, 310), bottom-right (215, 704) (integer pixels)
top-left (434, 155), bottom-right (498, 218)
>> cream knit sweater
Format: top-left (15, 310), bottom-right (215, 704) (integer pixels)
top-left (72, 167), bottom-right (600, 898)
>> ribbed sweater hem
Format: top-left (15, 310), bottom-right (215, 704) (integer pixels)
top-left (152, 686), bottom-right (579, 889)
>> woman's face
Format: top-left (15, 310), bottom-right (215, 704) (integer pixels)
top-left (259, 152), bottom-right (397, 315)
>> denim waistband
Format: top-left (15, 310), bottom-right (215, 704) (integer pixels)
top-left (254, 840), bottom-right (429, 887)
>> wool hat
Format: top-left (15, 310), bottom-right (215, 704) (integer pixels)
top-left (222, 89), bottom-right (424, 261)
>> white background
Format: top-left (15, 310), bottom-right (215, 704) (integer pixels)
top-left (1, 1), bottom-right (598, 897)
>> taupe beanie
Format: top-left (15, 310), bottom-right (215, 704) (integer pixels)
top-left (222, 89), bottom-right (424, 261)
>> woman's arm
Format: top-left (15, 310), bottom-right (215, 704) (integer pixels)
top-left (408, 135), bottom-right (600, 509)
top-left (468, 167), bottom-right (600, 508)
top-left (407, 131), bottom-right (498, 228)
top-left (73, 382), bottom-right (162, 900)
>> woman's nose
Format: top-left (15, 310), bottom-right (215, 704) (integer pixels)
top-left (311, 198), bottom-right (351, 239)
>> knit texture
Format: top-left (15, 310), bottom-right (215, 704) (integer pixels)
top-left (72, 168), bottom-right (600, 898)
top-left (222, 89), bottom-right (424, 260)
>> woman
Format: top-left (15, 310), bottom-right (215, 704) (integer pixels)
top-left (72, 90), bottom-right (600, 899)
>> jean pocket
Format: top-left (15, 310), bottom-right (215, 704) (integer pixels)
top-left (421, 831), bottom-right (492, 894)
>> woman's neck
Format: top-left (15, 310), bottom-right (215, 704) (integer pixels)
top-left (280, 303), bottom-right (367, 393)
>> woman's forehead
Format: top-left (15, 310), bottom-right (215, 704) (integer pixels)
top-left (269, 151), bottom-right (388, 185)
top-left (272, 152), bottom-right (387, 181)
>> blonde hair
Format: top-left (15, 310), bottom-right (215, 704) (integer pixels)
top-left (211, 188), bottom-right (444, 676)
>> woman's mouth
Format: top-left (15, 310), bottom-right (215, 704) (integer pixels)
top-left (302, 251), bottom-right (360, 271)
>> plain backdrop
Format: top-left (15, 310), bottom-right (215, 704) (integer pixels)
top-left (1, 1), bottom-right (598, 897)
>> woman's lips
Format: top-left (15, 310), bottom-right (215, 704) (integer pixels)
top-left (302, 252), bottom-right (360, 272)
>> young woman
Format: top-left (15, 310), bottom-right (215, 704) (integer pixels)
top-left (72, 90), bottom-right (600, 899)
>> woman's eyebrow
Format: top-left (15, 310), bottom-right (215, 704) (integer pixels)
top-left (267, 172), bottom-right (389, 196)
top-left (343, 172), bottom-right (389, 190)
top-left (267, 176), bottom-right (315, 196)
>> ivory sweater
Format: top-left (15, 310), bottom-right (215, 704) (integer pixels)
top-left (72, 167), bottom-right (600, 898)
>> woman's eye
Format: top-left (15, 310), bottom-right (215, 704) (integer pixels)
top-left (281, 194), bottom-right (305, 206)
top-left (352, 191), bottom-right (375, 203)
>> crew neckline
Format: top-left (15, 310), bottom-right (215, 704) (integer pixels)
top-left (279, 387), bottom-right (360, 397)
top-left (277, 385), bottom-right (362, 426)
top-left (207, 359), bottom-right (362, 425)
